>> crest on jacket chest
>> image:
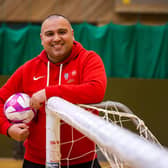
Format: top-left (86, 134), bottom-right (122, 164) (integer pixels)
top-left (63, 70), bottom-right (77, 83)
top-left (64, 73), bottom-right (69, 80)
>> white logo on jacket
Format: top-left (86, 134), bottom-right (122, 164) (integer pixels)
top-left (33, 76), bottom-right (45, 80)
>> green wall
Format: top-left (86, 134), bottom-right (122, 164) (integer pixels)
top-left (105, 78), bottom-right (168, 147)
top-left (0, 76), bottom-right (168, 157)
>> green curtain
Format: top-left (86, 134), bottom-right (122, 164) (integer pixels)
top-left (0, 24), bottom-right (42, 74)
top-left (0, 22), bottom-right (168, 78)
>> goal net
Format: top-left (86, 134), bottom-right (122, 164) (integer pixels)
top-left (46, 97), bottom-right (168, 168)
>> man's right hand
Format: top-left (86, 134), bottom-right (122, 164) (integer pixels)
top-left (7, 123), bottom-right (29, 141)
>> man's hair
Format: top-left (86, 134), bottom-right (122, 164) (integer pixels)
top-left (42, 14), bottom-right (72, 25)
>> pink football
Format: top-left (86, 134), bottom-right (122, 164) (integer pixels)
top-left (4, 93), bottom-right (36, 123)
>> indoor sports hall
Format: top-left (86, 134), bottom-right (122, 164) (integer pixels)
top-left (0, 0), bottom-right (168, 168)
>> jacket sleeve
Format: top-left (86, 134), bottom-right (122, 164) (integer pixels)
top-left (45, 51), bottom-right (107, 104)
top-left (0, 66), bottom-right (23, 135)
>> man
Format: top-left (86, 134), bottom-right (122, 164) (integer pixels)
top-left (0, 14), bottom-right (107, 168)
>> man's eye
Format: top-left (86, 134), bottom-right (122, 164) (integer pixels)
top-left (46, 32), bottom-right (54, 36)
top-left (59, 30), bottom-right (66, 34)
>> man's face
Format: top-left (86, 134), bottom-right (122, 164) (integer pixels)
top-left (40, 16), bottom-right (74, 63)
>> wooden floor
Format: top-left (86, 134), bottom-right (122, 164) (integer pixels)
top-left (0, 159), bottom-right (23, 168)
top-left (0, 159), bottom-right (110, 168)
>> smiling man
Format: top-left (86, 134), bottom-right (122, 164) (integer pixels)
top-left (40, 15), bottom-right (74, 63)
top-left (0, 14), bottom-right (107, 168)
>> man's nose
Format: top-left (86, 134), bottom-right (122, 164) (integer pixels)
top-left (53, 33), bottom-right (61, 41)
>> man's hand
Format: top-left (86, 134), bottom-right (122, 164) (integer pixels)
top-left (8, 123), bottom-right (29, 141)
top-left (30, 89), bottom-right (46, 110)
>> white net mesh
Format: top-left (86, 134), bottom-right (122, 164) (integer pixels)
top-left (46, 97), bottom-right (168, 168)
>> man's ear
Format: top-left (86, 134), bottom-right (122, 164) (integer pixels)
top-left (40, 33), bottom-right (43, 45)
top-left (72, 29), bottom-right (75, 40)
top-left (40, 33), bottom-right (42, 40)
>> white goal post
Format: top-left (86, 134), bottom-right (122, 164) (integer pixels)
top-left (46, 97), bottom-right (168, 168)
top-left (46, 107), bottom-right (61, 168)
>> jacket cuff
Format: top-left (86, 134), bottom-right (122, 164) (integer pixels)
top-left (1, 122), bottom-right (12, 136)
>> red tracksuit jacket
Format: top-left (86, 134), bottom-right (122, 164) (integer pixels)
top-left (0, 41), bottom-right (107, 165)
